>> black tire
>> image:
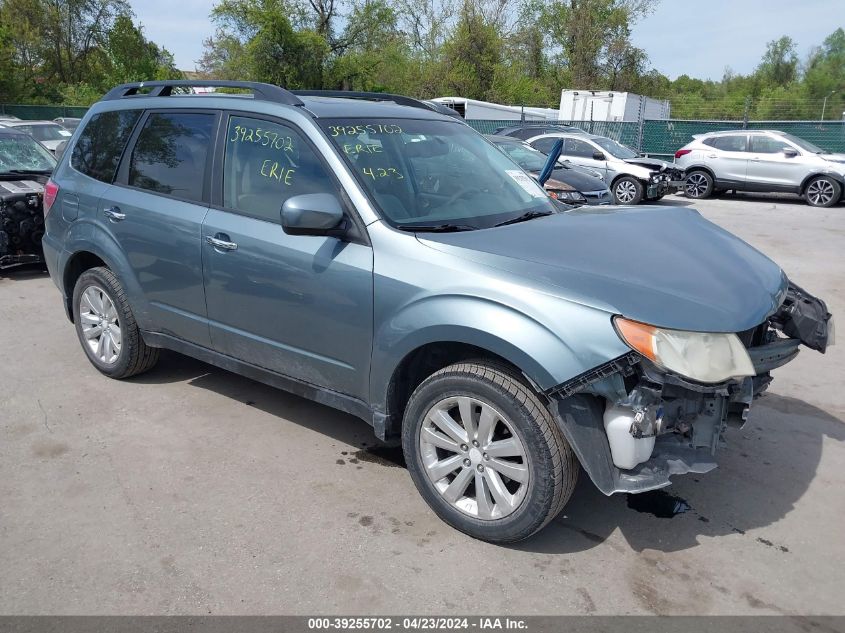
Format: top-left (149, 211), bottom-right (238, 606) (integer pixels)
top-left (684, 170), bottom-right (714, 199)
top-left (612, 177), bottom-right (644, 205)
top-left (804, 176), bottom-right (842, 208)
top-left (402, 361), bottom-right (578, 543)
top-left (72, 266), bottom-right (159, 379)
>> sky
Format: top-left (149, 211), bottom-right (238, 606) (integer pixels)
top-left (132, 0), bottom-right (845, 80)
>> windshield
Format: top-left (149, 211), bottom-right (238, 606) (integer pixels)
top-left (493, 141), bottom-right (548, 171)
top-left (14, 124), bottom-right (72, 142)
top-left (321, 118), bottom-right (557, 229)
top-left (0, 134), bottom-right (56, 173)
top-left (592, 137), bottom-right (639, 159)
top-left (781, 133), bottom-right (826, 154)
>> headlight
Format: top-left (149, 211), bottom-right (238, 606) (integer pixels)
top-left (613, 316), bottom-right (756, 383)
top-left (549, 190), bottom-right (586, 203)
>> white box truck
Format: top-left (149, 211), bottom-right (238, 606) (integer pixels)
top-left (559, 90), bottom-right (670, 122)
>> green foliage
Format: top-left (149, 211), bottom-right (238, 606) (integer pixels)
top-left (0, 0), bottom-right (181, 104)
top-left (2, 0), bottom-right (843, 121)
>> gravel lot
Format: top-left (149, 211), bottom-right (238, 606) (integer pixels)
top-left (1, 192), bottom-right (844, 615)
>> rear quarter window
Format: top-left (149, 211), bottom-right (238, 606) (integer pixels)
top-left (71, 110), bottom-right (141, 183)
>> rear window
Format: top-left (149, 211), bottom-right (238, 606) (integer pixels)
top-left (71, 110), bottom-right (141, 183)
top-left (128, 112), bottom-right (215, 202)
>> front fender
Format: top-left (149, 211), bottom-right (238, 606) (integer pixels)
top-left (369, 292), bottom-right (630, 411)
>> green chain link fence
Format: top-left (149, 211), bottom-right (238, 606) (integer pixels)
top-left (5, 104), bottom-right (845, 157)
top-left (1, 104), bottom-right (89, 120)
top-left (467, 117), bottom-right (845, 158)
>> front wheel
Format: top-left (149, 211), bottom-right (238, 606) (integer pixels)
top-left (612, 177), bottom-right (644, 205)
top-left (805, 176), bottom-right (842, 208)
top-left (402, 361), bottom-right (578, 543)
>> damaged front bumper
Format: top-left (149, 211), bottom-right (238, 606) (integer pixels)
top-left (546, 282), bottom-right (834, 495)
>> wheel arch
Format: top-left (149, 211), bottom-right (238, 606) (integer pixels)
top-left (799, 171), bottom-right (845, 196)
top-left (683, 165), bottom-right (717, 180)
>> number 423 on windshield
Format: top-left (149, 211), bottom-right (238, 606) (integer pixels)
top-left (363, 166), bottom-right (404, 180)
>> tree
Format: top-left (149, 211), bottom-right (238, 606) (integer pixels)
top-left (439, 1), bottom-right (503, 100)
top-left (756, 36), bottom-right (798, 87)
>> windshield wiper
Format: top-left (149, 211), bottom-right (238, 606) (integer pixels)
top-left (493, 210), bottom-right (554, 227)
top-left (397, 223), bottom-right (477, 233)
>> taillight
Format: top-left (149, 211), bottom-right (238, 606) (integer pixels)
top-left (43, 179), bottom-right (59, 217)
top-left (674, 149), bottom-right (692, 159)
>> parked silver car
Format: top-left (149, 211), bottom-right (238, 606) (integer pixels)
top-left (525, 132), bottom-right (685, 204)
top-left (674, 130), bottom-right (845, 207)
top-left (0, 120), bottom-right (73, 153)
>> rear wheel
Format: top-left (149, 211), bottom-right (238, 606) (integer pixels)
top-left (402, 361), bottom-right (578, 543)
top-left (612, 177), bottom-right (644, 205)
top-left (685, 170), bottom-right (714, 199)
top-left (805, 176), bottom-right (841, 208)
top-left (72, 267), bottom-right (159, 379)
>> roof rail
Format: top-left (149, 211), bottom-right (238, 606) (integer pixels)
top-left (101, 81), bottom-right (304, 107)
top-left (292, 90), bottom-right (434, 113)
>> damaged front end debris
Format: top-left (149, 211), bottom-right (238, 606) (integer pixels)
top-left (0, 179), bottom-right (47, 270)
top-left (547, 282), bottom-right (834, 495)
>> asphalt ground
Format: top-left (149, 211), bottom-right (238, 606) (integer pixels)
top-left (1, 191), bottom-right (843, 615)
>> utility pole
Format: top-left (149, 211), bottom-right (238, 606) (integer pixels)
top-left (821, 90), bottom-right (837, 121)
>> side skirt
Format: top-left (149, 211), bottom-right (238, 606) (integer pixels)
top-left (141, 331), bottom-right (376, 430)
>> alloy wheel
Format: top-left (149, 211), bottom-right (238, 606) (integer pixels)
top-left (807, 179), bottom-right (835, 206)
top-left (419, 396), bottom-right (529, 520)
top-left (685, 172), bottom-right (710, 198)
top-left (615, 180), bottom-right (638, 204)
top-left (79, 286), bottom-right (122, 364)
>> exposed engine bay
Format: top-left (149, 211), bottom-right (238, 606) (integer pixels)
top-left (0, 177), bottom-right (47, 269)
top-left (548, 281), bottom-right (834, 495)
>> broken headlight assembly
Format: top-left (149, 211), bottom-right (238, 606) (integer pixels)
top-left (613, 316), bottom-right (756, 384)
top-left (548, 190), bottom-right (586, 204)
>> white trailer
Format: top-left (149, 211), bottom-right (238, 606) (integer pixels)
top-left (431, 97), bottom-right (559, 120)
top-left (559, 90), bottom-right (670, 122)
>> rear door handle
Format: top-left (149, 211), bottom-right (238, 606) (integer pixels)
top-left (206, 234), bottom-right (238, 251)
top-left (104, 206), bottom-right (125, 222)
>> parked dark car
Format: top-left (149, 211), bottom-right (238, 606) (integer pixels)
top-left (0, 128), bottom-right (56, 269)
top-left (493, 123), bottom-right (585, 140)
top-left (487, 135), bottom-right (611, 205)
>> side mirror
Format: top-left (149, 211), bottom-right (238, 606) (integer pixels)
top-left (54, 140), bottom-right (68, 160)
top-left (281, 193), bottom-right (345, 237)
top-left (783, 147), bottom-right (799, 158)
top-left (592, 151), bottom-right (606, 161)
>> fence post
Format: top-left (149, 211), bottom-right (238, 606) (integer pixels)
top-left (636, 97), bottom-right (646, 153)
top-left (742, 96), bottom-right (751, 130)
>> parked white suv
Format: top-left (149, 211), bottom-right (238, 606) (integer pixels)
top-left (675, 130), bottom-right (845, 207)
top-left (526, 132), bottom-right (684, 205)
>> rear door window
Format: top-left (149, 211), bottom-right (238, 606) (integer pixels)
top-left (706, 135), bottom-right (748, 152)
top-left (222, 115), bottom-right (339, 223)
top-left (127, 112), bottom-right (215, 202)
top-left (71, 110), bottom-right (141, 183)
top-left (530, 137), bottom-right (558, 154)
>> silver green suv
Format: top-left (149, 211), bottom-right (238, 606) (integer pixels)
top-left (675, 130), bottom-right (845, 207)
top-left (42, 81), bottom-right (833, 543)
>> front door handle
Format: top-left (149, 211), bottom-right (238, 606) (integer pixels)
top-left (206, 234), bottom-right (238, 251)
top-left (104, 206), bottom-right (125, 222)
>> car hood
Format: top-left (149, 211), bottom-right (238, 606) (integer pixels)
top-left (418, 206), bottom-right (786, 333)
top-left (530, 167), bottom-right (608, 192)
top-left (821, 153), bottom-right (845, 166)
top-left (622, 157), bottom-right (675, 172)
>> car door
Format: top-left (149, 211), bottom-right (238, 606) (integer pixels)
top-left (201, 113), bottom-right (374, 400)
top-left (746, 134), bottom-right (806, 190)
top-left (563, 137), bottom-right (609, 180)
top-left (104, 109), bottom-right (217, 347)
top-left (703, 134), bottom-right (750, 184)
